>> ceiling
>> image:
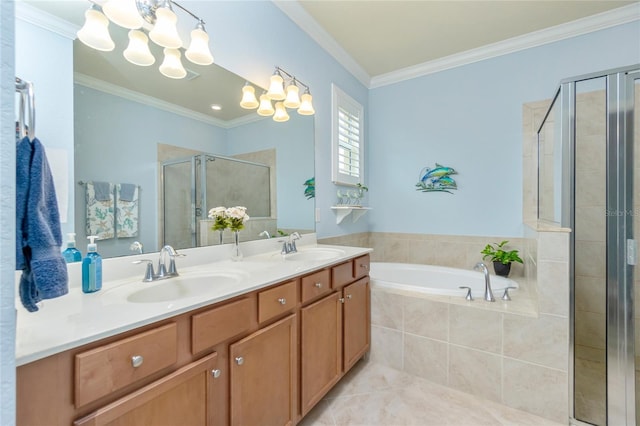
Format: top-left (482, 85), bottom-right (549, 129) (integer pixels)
top-left (279, 0), bottom-right (639, 84)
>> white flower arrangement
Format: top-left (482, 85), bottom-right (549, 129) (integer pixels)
top-left (208, 206), bottom-right (228, 231)
top-left (225, 206), bottom-right (250, 231)
top-left (208, 206), bottom-right (250, 232)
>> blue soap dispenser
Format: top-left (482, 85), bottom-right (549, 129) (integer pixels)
top-left (62, 232), bottom-right (82, 263)
top-left (82, 236), bottom-right (102, 293)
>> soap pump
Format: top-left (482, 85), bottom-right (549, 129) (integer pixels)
top-left (62, 232), bottom-right (82, 263)
top-left (82, 236), bottom-right (102, 293)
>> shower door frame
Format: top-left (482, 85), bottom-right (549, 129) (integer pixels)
top-left (556, 64), bottom-right (639, 426)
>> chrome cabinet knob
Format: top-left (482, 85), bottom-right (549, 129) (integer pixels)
top-left (339, 298), bottom-right (345, 304)
top-left (235, 356), bottom-right (244, 365)
top-left (211, 369), bottom-right (221, 378)
top-left (278, 298), bottom-right (286, 305)
top-left (131, 355), bottom-right (144, 368)
top-left (360, 264), bottom-right (369, 271)
top-left (346, 294), bottom-right (352, 300)
top-left (315, 282), bottom-right (322, 288)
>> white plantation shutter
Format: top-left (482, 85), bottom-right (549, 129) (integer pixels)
top-left (332, 84), bottom-right (364, 186)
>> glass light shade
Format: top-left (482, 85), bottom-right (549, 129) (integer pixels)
top-left (123, 30), bottom-right (155, 66)
top-left (185, 27), bottom-right (214, 65)
top-left (266, 73), bottom-right (285, 100)
top-left (298, 93), bottom-right (315, 115)
top-left (77, 7), bottom-right (115, 52)
top-left (159, 48), bottom-right (187, 79)
top-left (240, 85), bottom-right (259, 109)
top-left (283, 84), bottom-right (301, 109)
top-left (102, 0), bottom-right (143, 29)
top-left (257, 94), bottom-right (274, 116)
top-left (273, 102), bottom-right (290, 122)
top-left (149, 6), bottom-right (182, 49)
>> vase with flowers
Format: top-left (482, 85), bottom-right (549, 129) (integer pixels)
top-left (225, 206), bottom-right (250, 261)
top-left (208, 206), bottom-right (228, 245)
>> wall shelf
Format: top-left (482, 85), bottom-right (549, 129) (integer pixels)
top-left (330, 206), bottom-right (371, 224)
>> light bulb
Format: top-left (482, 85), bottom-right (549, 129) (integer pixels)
top-left (266, 72), bottom-right (285, 100)
top-left (102, 0), bottom-right (143, 29)
top-left (123, 30), bottom-right (155, 66)
top-left (283, 83), bottom-right (301, 109)
top-left (159, 48), bottom-right (187, 79)
top-left (298, 92), bottom-right (315, 115)
top-left (149, 3), bottom-right (182, 48)
top-left (77, 5), bottom-right (115, 52)
top-left (240, 84), bottom-right (259, 109)
top-left (257, 94), bottom-right (274, 116)
top-left (185, 22), bottom-right (214, 66)
top-left (273, 102), bottom-right (290, 122)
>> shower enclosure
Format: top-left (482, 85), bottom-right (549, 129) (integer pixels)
top-left (161, 154), bottom-right (271, 250)
top-left (537, 65), bottom-right (639, 425)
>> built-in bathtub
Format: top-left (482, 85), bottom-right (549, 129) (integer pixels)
top-left (369, 262), bottom-right (518, 299)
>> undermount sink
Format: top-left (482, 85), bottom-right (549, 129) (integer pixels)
top-left (279, 247), bottom-right (346, 262)
top-left (106, 271), bottom-right (246, 304)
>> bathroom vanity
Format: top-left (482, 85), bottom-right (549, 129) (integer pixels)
top-left (15, 245), bottom-right (371, 426)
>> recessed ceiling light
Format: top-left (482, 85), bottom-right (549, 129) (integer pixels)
top-left (210, 104), bottom-right (222, 111)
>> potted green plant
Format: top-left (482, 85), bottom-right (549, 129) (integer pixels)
top-left (480, 240), bottom-right (523, 277)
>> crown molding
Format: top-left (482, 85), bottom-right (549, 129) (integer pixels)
top-left (272, 0), bottom-right (371, 87)
top-left (15, 1), bottom-right (78, 40)
top-left (74, 73), bottom-right (238, 128)
top-left (370, 4), bottom-right (640, 88)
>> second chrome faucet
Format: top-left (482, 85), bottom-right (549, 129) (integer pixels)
top-left (134, 245), bottom-right (184, 282)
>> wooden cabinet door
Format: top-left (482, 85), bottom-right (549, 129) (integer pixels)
top-left (343, 277), bottom-right (370, 372)
top-left (74, 352), bottom-right (219, 426)
top-left (230, 315), bottom-right (296, 426)
top-left (300, 292), bottom-right (342, 416)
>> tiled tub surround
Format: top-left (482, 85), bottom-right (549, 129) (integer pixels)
top-left (323, 230), bottom-right (570, 423)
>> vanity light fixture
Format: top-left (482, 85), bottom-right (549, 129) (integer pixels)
top-left (77, 0), bottom-right (214, 79)
top-left (241, 66), bottom-right (315, 121)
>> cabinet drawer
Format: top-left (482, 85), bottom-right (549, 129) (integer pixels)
top-left (331, 260), bottom-right (354, 288)
top-left (258, 280), bottom-right (298, 323)
top-left (301, 269), bottom-right (331, 304)
top-left (353, 254), bottom-right (370, 280)
top-left (75, 323), bottom-right (178, 408)
top-left (192, 298), bottom-right (254, 354)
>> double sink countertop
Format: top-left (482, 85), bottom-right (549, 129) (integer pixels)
top-left (16, 235), bottom-right (372, 366)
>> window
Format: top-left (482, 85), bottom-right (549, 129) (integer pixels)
top-left (331, 84), bottom-right (364, 186)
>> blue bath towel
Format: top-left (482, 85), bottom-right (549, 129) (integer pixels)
top-left (16, 136), bottom-right (69, 312)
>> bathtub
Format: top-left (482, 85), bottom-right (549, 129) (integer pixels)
top-left (369, 262), bottom-right (518, 298)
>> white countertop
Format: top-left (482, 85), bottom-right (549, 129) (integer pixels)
top-left (16, 235), bottom-right (372, 366)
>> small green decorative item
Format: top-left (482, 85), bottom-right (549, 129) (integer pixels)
top-left (480, 240), bottom-right (523, 277)
top-left (415, 163), bottom-right (457, 194)
top-left (303, 177), bottom-right (315, 199)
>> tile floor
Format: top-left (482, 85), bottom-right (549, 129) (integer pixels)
top-left (299, 359), bottom-right (566, 426)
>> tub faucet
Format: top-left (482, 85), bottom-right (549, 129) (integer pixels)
top-left (259, 230), bottom-right (271, 239)
top-left (474, 262), bottom-right (495, 302)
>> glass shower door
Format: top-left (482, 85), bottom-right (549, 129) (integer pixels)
top-left (162, 157), bottom-right (196, 250)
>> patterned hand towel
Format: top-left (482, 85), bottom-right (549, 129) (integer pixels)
top-left (86, 181), bottom-right (115, 239)
top-left (116, 183), bottom-right (139, 238)
top-left (16, 137), bottom-right (69, 312)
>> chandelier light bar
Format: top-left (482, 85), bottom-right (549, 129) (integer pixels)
top-left (241, 66), bottom-right (315, 121)
top-left (77, 0), bottom-right (214, 79)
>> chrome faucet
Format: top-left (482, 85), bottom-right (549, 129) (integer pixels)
top-left (259, 230), bottom-right (271, 239)
top-left (157, 245), bottom-right (182, 279)
top-left (474, 262), bottom-right (495, 302)
top-left (280, 232), bottom-right (301, 255)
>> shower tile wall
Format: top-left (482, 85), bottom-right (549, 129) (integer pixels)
top-left (574, 88), bottom-right (607, 425)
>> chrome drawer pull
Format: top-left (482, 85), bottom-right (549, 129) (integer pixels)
top-left (315, 282), bottom-right (322, 288)
top-left (278, 298), bottom-right (286, 305)
top-left (360, 264), bottom-right (369, 271)
top-left (211, 369), bottom-right (221, 378)
top-left (235, 356), bottom-right (244, 365)
top-left (131, 355), bottom-right (144, 368)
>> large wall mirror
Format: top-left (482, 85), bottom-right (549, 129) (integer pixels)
top-left (18, 1), bottom-right (316, 258)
